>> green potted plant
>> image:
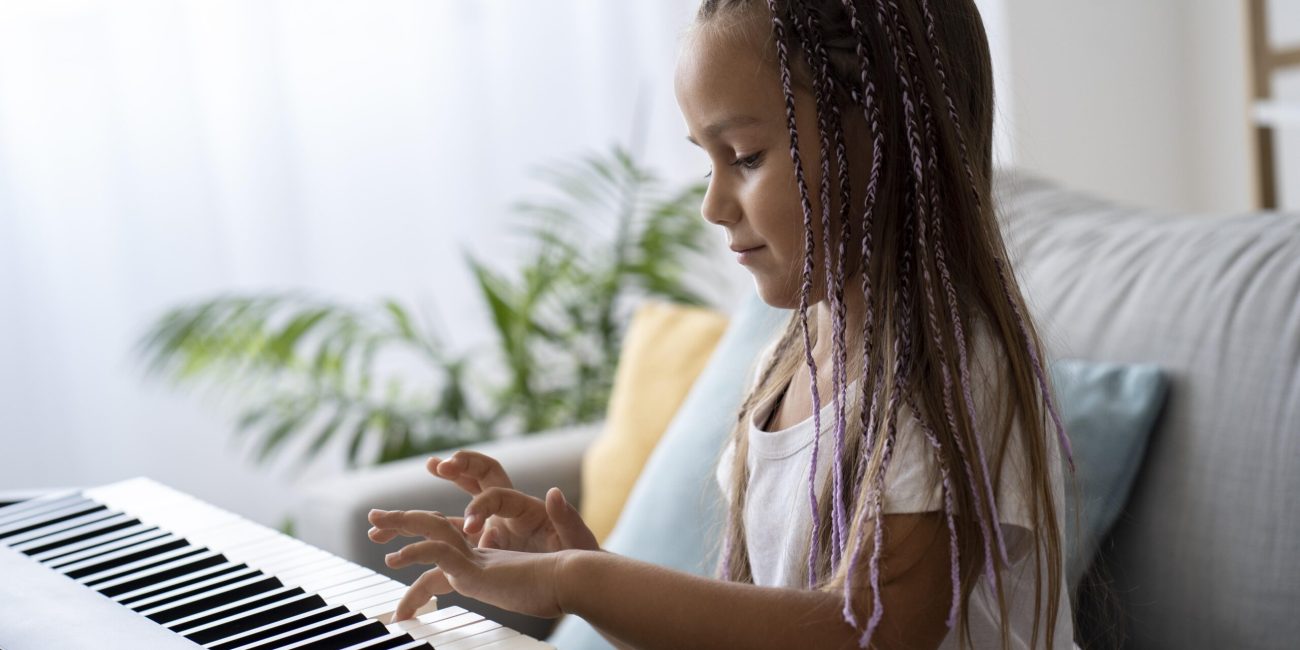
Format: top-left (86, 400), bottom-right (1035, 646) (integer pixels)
top-left (137, 144), bottom-right (713, 473)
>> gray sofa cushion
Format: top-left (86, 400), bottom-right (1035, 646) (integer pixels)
top-left (996, 169), bottom-right (1300, 650)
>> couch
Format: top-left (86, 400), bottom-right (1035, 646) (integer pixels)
top-left (294, 169), bottom-right (1300, 649)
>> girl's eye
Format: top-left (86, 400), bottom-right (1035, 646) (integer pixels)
top-left (704, 152), bottom-right (764, 178)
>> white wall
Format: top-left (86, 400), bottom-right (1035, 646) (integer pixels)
top-left (1003, 0), bottom-right (1299, 214)
top-left (0, 0), bottom-right (749, 528)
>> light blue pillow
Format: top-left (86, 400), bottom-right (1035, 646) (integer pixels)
top-left (548, 292), bottom-right (787, 648)
top-left (549, 297), bottom-right (1168, 647)
top-left (1052, 359), bottom-right (1168, 590)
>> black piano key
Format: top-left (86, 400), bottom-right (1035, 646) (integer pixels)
top-left (207, 605), bottom-right (351, 650)
top-left (113, 560), bottom-right (244, 602)
top-left (32, 523), bottom-right (158, 562)
top-left (144, 575), bottom-right (283, 624)
top-left (89, 549), bottom-right (226, 594)
top-left (123, 566), bottom-right (261, 611)
top-left (226, 610), bottom-right (368, 650)
top-left (0, 509), bottom-right (121, 547)
top-left (41, 526), bottom-right (165, 566)
top-left (64, 537), bottom-right (191, 579)
top-left (21, 517), bottom-right (143, 556)
top-left (182, 592), bottom-right (328, 645)
top-left (384, 641), bottom-right (433, 650)
top-left (168, 586), bottom-right (305, 633)
top-left (80, 545), bottom-right (207, 586)
top-left (275, 618), bottom-right (393, 650)
top-left (0, 503), bottom-right (107, 540)
top-left (346, 632), bottom-right (419, 650)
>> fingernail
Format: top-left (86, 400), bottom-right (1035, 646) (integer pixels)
top-left (463, 514), bottom-right (480, 531)
top-left (385, 552), bottom-right (397, 563)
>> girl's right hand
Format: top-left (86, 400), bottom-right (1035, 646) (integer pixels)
top-left (367, 450), bottom-right (600, 554)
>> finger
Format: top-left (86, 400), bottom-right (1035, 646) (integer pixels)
top-left (426, 456), bottom-right (483, 495)
top-left (545, 487), bottom-right (601, 551)
top-left (436, 451), bottom-right (514, 491)
top-left (369, 518), bottom-right (477, 546)
top-left (386, 539), bottom-right (450, 569)
top-left (368, 510), bottom-right (469, 550)
top-left (479, 526), bottom-right (499, 549)
top-left (464, 487), bottom-right (545, 535)
top-left (387, 539), bottom-right (475, 574)
top-left (392, 568), bottom-right (452, 622)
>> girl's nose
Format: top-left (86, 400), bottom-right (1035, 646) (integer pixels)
top-left (700, 180), bottom-right (741, 226)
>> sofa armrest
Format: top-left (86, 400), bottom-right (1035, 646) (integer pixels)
top-left (291, 421), bottom-right (602, 642)
top-left (294, 421), bottom-right (603, 567)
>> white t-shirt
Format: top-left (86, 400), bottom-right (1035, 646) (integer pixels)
top-left (716, 320), bottom-right (1078, 649)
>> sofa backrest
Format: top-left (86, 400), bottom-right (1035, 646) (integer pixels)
top-left (996, 169), bottom-right (1300, 649)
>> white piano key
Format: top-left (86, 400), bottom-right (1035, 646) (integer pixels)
top-left (12, 512), bottom-right (138, 553)
top-left (326, 580), bottom-right (405, 605)
top-left (314, 572), bottom-right (390, 599)
top-left (281, 562), bottom-right (370, 590)
top-left (423, 619), bottom-right (502, 646)
top-left (437, 627), bottom-right (521, 650)
top-left (396, 610), bottom-right (484, 640)
top-left (362, 596), bottom-right (442, 622)
top-left (349, 591), bottom-right (411, 614)
top-left (0, 490), bottom-right (81, 521)
top-left (470, 637), bottom-right (554, 649)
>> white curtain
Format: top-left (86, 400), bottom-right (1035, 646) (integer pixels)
top-left (0, 0), bottom-right (746, 526)
top-left (0, 0), bottom-right (1012, 527)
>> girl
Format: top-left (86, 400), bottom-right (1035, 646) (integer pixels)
top-left (367, 0), bottom-right (1077, 648)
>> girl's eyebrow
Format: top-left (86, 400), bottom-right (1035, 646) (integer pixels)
top-left (685, 114), bottom-right (761, 146)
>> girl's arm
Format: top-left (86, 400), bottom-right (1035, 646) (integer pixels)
top-left (557, 512), bottom-right (957, 650)
top-left (374, 509), bottom-right (960, 650)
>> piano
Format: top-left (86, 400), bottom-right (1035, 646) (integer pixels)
top-left (0, 477), bottom-right (555, 650)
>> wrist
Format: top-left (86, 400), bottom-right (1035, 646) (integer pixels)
top-left (554, 548), bottom-right (594, 616)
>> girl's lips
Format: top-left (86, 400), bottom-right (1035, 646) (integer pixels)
top-left (734, 245), bottom-right (765, 265)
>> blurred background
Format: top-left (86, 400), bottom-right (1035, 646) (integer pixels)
top-left (1, 0), bottom-right (1298, 530)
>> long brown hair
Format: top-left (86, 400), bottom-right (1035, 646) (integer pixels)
top-left (694, 1), bottom-right (1075, 648)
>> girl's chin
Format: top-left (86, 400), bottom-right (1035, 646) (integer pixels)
top-left (751, 278), bottom-right (802, 311)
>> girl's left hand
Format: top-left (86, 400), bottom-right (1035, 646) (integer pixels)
top-left (368, 508), bottom-right (570, 621)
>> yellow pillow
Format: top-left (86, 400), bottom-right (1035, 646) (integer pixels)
top-left (579, 299), bottom-right (729, 543)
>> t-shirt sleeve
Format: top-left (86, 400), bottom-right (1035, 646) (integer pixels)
top-left (878, 319), bottom-right (1054, 564)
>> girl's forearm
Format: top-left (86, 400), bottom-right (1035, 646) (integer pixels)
top-left (555, 550), bottom-right (865, 650)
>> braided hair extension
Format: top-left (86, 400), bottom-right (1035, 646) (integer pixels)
top-left (694, 1), bottom-right (1074, 648)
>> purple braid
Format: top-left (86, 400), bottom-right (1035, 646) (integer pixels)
top-left (906, 394), bottom-right (962, 628)
top-left (763, 0), bottom-right (826, 588)
top-left (789, 0), bottom-right (854, 575)
top-left (787, 1), bottom-right (848, 571)
top-left (905, 69), bottom-right (967, 623)
top-left (852, 181), bottom-right (917, 648)
top-left (884, 0), bottom-right (1009, 569)
top-left (914, 0), bottom-right (1076, 471)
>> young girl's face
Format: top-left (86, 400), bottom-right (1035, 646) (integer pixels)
top-left (674, 17), bottom-right (865, 310)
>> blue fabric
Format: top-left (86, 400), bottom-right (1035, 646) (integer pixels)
top-left (549, 296), bottom-right (1168, 648)
top-left (1051, 359), bottom-right (1168, 590)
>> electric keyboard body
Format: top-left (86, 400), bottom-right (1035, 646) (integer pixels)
top-left (0, 477), bottom-right (554, 650)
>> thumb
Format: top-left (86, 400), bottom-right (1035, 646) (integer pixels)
top-left (545, 487), bottom-right (600, 551)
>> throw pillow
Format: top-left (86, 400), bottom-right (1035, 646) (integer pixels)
top-left (579, 298), bottom-right (729, 544)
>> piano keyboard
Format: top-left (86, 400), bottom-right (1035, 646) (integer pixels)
top-left (0, 477), bottom-right (554, 650)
